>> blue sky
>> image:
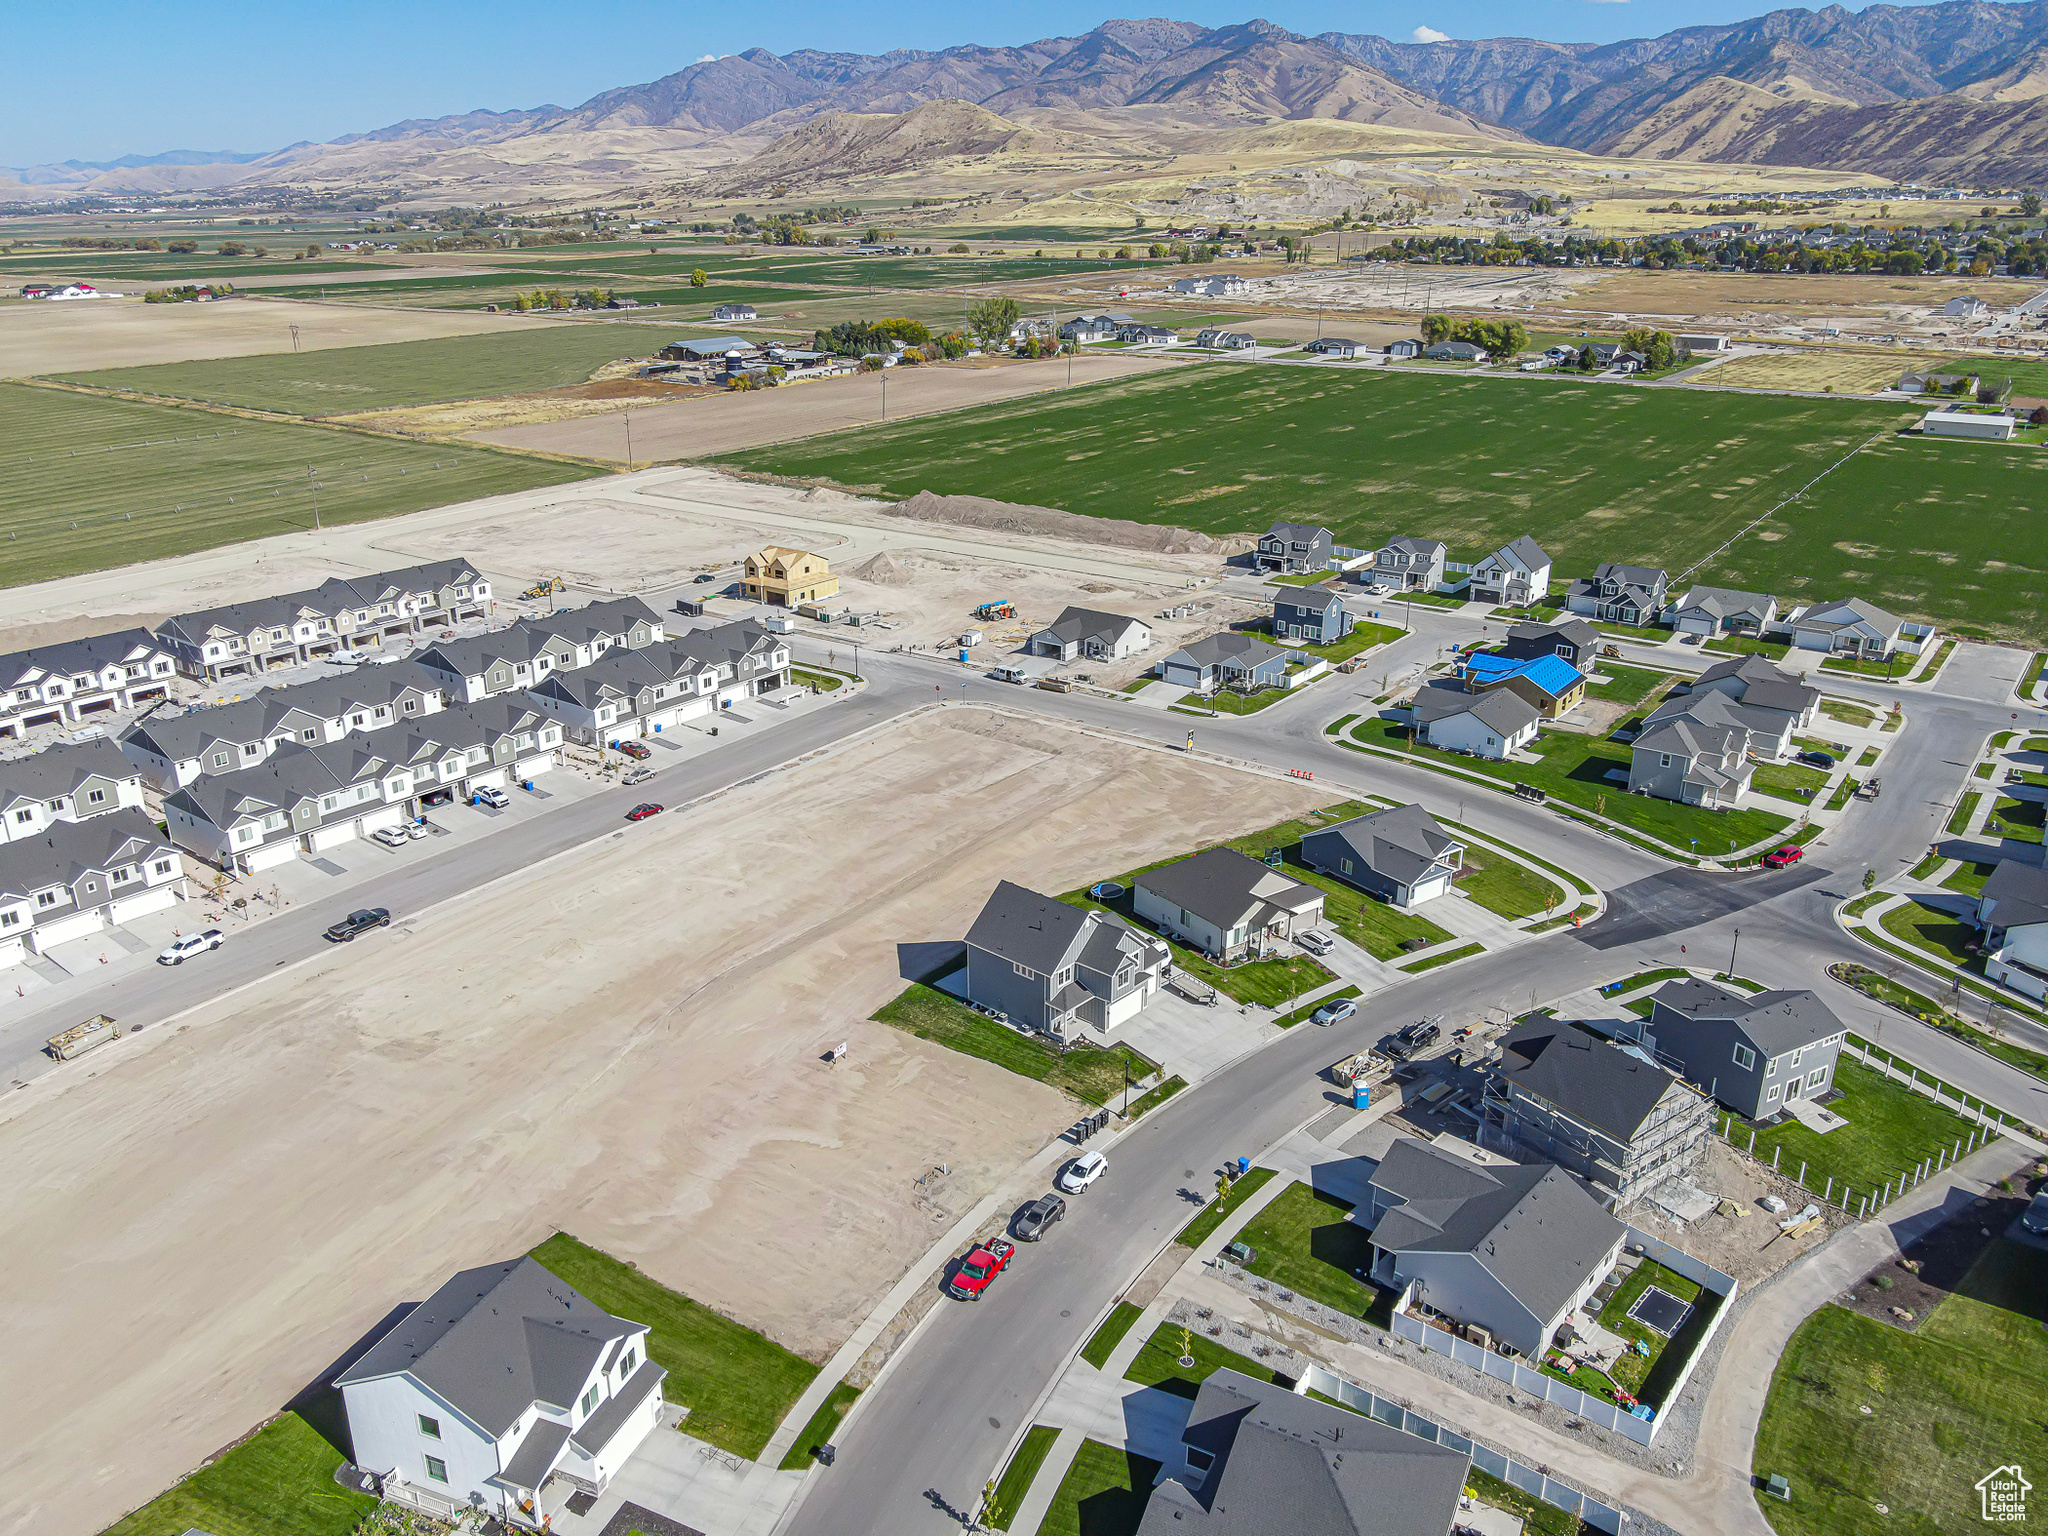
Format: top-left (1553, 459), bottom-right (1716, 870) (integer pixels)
top-left (1, 0), bottom-right (1917, 167)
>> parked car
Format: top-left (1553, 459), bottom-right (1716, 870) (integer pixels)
top-left (371, 825), bottom-right (411, 848)
top-left (157, 929), bottom-right (224, 966)
top-left (1763, 845), bottom-right (1806, 869)
top-left (616, 740), bottom-right (653, 760)
top-left (1680, 633), bottom-right (1702, 645)
top-left (1296, 928), bottom-right (1335, 956)
top-left (405, 820), bottom-right (429, 839)
top-left (626, 803), bottom-right (664, 821)
top-left (1311, 997), bottom-right (1358, 1026)
top-left (1397, 1019), bottom-right (1441, 1052)
top-left (621, 767), bottom-right (655, 786)
top-left (2023, 1190), bottom-right (2048, 1235)
top-left (1015, 1194), bottom-right (1067, 1241)
top-left (945, 1238), bottom-right (1016, 1299)
top-left (1796, 750), bottom-right (1835, 770)
top-left (693, 572), bottom-right (719, 583)
top-left (1058, 1151), bottom-right (1108, 1194)
top-left (472, 785), bottom-right (510, 809)
top-left (324, 908), bottom-right (391, 942)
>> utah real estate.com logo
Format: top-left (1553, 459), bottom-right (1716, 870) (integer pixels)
top-left (1976, 1465), bottom-right (2030, 1523)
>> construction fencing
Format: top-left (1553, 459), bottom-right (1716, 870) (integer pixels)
top-left (1298, 1363), bottom-right (1627, 1533)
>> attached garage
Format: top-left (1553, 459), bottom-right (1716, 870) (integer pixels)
top-left (308, 821), bottom-right (360, 852)
top-left (516, 753), bottom-right (555, 781)
top-left (245, 840), bottom-right (300, 872)
top-left (108, 885), bottom-right (179, 925)
top-left (466, 768), bottom-right (509, 793)
top-left (33, 907), bottom-right (107, 950)
top-left (357, 804), bottom-right (404, 836)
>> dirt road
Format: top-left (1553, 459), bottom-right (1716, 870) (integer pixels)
top-left (0, 708), bottom-right (1320, 1534)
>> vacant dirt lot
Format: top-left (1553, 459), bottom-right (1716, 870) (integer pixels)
top-left (0, 296), bottom-right (530, 377)
top-left (469, 351), bottom-right (1187, 461)
top-left (1704, 348), bottom-right (1912, 395)
top-left (0, 709), bottom-right (1321, 1536)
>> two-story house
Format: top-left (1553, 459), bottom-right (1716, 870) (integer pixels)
top-left (526, 640), bottom-right (720, 746)
top-left (154, 593), bottom-right (348, 680)
top-left (1255, 522), bottom-right (1333, 575)
top-left (0, 809), bottom-right (185, 966)
top-left (1271, 587), bottom-right (1353, 647)
top-left (1566, 563), bottom-right (1669, 626)
top-left (338, 1257), bottom-right (665, 1529)
top-left (962, 880), bottom-right (1170, 1041)
top-left (1364, 537), bottom-right (1448, 592)
top-left (0, 739), bottom-right (148, 844)
top-left (414, 629), bottom-right (577, 703)
top-left (1460, 653), bottom-right (1586, 720)
top-left (1300, 805), bottom-right (1463, 910)
top-left (1976, 860), bottom-right (2048, 1003)
top-left (1467, 537), bottom-right (1552, 608)
top-left (1627, 692), bottom-right (1758, 807)
top-left (0, 630), bottom-right (179, 738)
top-left (740, 547), bottom-right (840, 609)
top-left (1685, 655), bottom-right (1819, 739)
top-left (1642, 978), bottom-right (1847, 1120)
top-left (522, 597), bottom-right (665, 669)
top-left (1499, 618), bottom-right (1598, 671)
top-left (669, 619), bottom-right (791, 705)
top-left (1132, 846), bottom-right (1325, 963)
top-left (1666, 585), bottom-right (1778, 639)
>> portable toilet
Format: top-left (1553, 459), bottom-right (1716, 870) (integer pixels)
top-left (959, 648), bottom-right (971, 663)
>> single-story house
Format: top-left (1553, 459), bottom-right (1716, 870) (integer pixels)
top-left (1610, 349), bottom-right (1649, 374)
top-left (963, 879), bottom-right (1169, 1040)
top-left (1666, 585), bottom-right (1778, 638)
top-left (1499, 618), bottom-right (1598, 670)
top-left (1642, 978), bottom-right (1847, 1119)
top-left (1791, 598), bottom-right (1905, 659)
top-left (1687, 654), bottom-right (1819, 735)
top-left (1627, 691), bottom-right (1758, 808)
top-left (1358, 1137), bottom-right (1627, 1361)
top-left (1158, 632), bottom-right (1298, 695)
top-left (337, 1256), bottom-right (665, 1529)
top-left (1137, 1367), bottom-right (1469, 1536)
top-left (1896, 370), bottom-right (1979, 395)
top-left (1256, 522), bottom-right (1333, 574)
top-left (1422, 340), bottom-right (1486, 363)
top-left (710, 302), bottom-right (757, 321)
top-left (1195, 328), bottom-right (1257, 350)
top-left (1272, 586), bottom-right (1352, 647)
top-left (1385, 339), bottom-right (1422, 359)
top-left (1976, 860), bottom-right (2048, 1003)
top-left (1174, 275), bottom-right (1252, 298)
top-left (1059, 315), bottom-right (1121, 344)
top-left (1304, 337), bottom-right (1362, 358)
top-left (1363, 536), bottom-right (1447, 592)
top-left (1117, 323), bottom-right (1177, 345)
top-left (1410, 683), bottom-right (1540, 760)
top-left (1460, 652), bottom-right (1586, 719)
top-left (1566, 564), bottom-right (1669, 627)
top-left (1132, 846), bottom-right (1325, 963)
top-left (1300, 804), bottom-right (1463, 909)
top-left (1467, 536), bottom-right (1552, 608)
top-left (1030, 607), bottom-right (1153, 662)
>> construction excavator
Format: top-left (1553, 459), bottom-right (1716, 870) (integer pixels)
top-left (522, 576), bottom-right (565, 600)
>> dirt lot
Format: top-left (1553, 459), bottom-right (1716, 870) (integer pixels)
top-left (467, 351), bottom-right (1187, 462)
top-left (0, 708), bottom-right (1322, 1535)
top-left (1626, 1139), bottom-right (1851, 1287)
top-left (1704, 348), bottom-right (1913, 395)
top-left (0, 295), bottom-right (530, 377)
top-left (1841, 1180), bottom-right (2038, 1333)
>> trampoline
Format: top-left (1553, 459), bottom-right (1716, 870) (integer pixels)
top-left (1627, 1285), bottom-right (1693, 1337)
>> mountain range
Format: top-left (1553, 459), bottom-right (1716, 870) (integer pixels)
top-left (10, 4), bottom-right (2048, 199)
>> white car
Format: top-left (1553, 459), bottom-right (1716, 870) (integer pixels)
top-left (472, 785), bottom-right (510, 809)
top-left (371, 825), bottom-right (410, 848)
top-left (157, 929), bottom-right (224, 966)
top-left (1296, 929), bottom-right (1335, 956)
top-left (1058, 1151), bottom-right (1108, 1194)
top-left (622, 767), bottom-right (656, 787)
top-left (405, 820), bottom-right (429, 839)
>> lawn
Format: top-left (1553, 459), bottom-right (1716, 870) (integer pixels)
top-left (1400, 940), bottom-right (1485, 972)
top-left (1584, 663), bottom-right (1673, 705)
top-left (53, 323), bottom-right (683, 416)
top-left (991, 1424), bottom-right (1060, 1529)
top-left (1940, 860), bottom-right (1997, 897)
top-left (1233, 1182), bottom-right (1385, 1318)
top-left (1176, 1166), bottom-right (1278, 1247)
top-left (1737, 1058), bottom-right (1975, 1201)
top-left (1987, 795), bottom-right (2045, 843)
top-left (1834, 965), bottom-right (2048, 1081)
top-left (1457, 846), bottom-right (1567, 919)
top-left (1753, 1241), bottom-right (2048, 1536)
top-left (789, 666), bottom-right (845, 692)
top-left (1348, 717), bottom-right (1793, 853)
top-left (1820, 652), bottom-right (1914, 679)
top-left (99, 1413), bottom-right (376, 1536)
top-left (1178, 685), bottom-right (1292, 715)
top-left (1879, 897), bottom-right (1976, 966)
top-left (1751, 760), bottom-right (1831, 803)
top-left (1125, 1074), bottom-right (1188, 1119)
top-left (1124, 1323), bottom-right (1281, 1398)
top-left (1595, 1258), bottom-right (1711, 1401)
top-left (778, 1381), bottom-right (860, 1470)
top-left (530, 1233), bottom-right (817, 1461)
top-left (1036, 1438), bottom-right (1164, 1536)
top-left (1947, 793), bottom-right (1982, 835)
top-left (1819, 699), bottom-right (1877, 728)
top-left (1302, 619), bottom-right (1405, 664)
top-left (0, 384), bottom-right (597, 590)
top-left (1081, 1302), bottom-right (1145, 1368)
top-left (872, 983), bottom-right (1156, 1105)
top-left (1706, 635), bottom-right (1792, 658)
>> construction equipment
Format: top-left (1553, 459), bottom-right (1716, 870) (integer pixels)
top-left (974, 600), bottom-right (1016, 621)
top-left (522, 576), bottom-right (565, 600)
top-left (46, 1015), bottom-right (121, 1061)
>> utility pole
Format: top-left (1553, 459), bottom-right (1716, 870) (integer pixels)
top-left (308, 464), bottom-right (320, 530)
top-left (880, 369), bottom-right (887, 420)
top-left (1727, 927), bottom-right (1740, 979)
top-left (623, 408), bottom-right (633, 472)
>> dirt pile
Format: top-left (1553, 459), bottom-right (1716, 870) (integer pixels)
top-left (851, 550), bottom-right (916, 585)
top-left (888, 489), bottom-right (1250, 558)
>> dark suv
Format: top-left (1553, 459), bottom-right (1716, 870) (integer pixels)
top-left (1396, 1020), bottom-right (1441, 1053)
top-left (1015, 1193), bottom-right (1067, 1241)
top-left (324, 908), bottom-right (391, 942)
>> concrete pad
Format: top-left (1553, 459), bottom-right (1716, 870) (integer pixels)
top-left (1785, 1096), bottom-right (1849, 1135)
top-left (1127, 680), bottom-right (1185, 710)
top-left (1116, 989), bottom-right (1281, 1083)
top-left (552, 1409), bottom-right (803, 1536)
top-left (1039, 1364), bottom-right (1194, 1466)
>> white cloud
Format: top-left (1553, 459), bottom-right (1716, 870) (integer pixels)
top-left (1411, 24), bottom-right (1450, 41)
top-left (697, 53), bottom-right (717, 62)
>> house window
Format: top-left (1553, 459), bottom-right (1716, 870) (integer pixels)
top-left (37, 891), bottom-right (59, 908)
top-left (423, 1455), bottom-right (448, 1484)
top-left (211, 752), bottom-right (229, 768)
top-left (417, 1414), bottom-right (441, 1439)
top-left (1732, 1044), bottom-right (1755, 1071)
top-left (112, 868), bottom-right (132, 884)
top-left (1659, 754), bottom-right (1673, 768)
top-left (1806, 1067), bottom-right (1827, 1090)
top-left (153, 859), bottom-right (173, 874)
top-left (86, 789), bottom-right (106, 805)
top-left (1765, 1056), bottom-right (1778, 1076)
top-left (1, 912), bottom-right (17, 929)
top-left (581, 1384), bottom-right (601, 1415)
top-left (1340, 858), bottom-right (1354, 876)
top-left (12, 809), bottom-right (31, 824)
top-left (1012, 961), bottom-right (1036, 980)
top-left (1766, 1084), bottom-right (1781, 1103)
top-left (620, 1347), bottom-right (636, 1376)
top-left (302, 729), bottom-right (318, 742)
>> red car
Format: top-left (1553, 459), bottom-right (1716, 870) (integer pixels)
top-left (945, 1238), bottom-right (1015, 1300)
top-left (616, 740), bottom-right (652, 760)
top-left (626, 803), bottom-right (664, 821)
top-left (1763, 845), bottom-right (1805, 869)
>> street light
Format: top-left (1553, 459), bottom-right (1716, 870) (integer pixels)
top-left (1727, 927), bottom-right (1740, 978)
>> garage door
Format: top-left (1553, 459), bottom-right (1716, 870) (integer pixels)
top-left (467, 768), bottom-right (508, 792)
top-left (0, 936), bottom-right (25, 970)
top-left (34, 908), bottom-right (107, 949)
top-left (1676, 616), bottom-right (1713, 636)
top-left (246, 841), bottom-right (300, 872)
top-left (357, 804), bottom-right (403, 835)
top-left (108, 885), bottom-right (177, 925)
top-left (517, 754), bottom-right (555, 780)
top-left (308, 822), bottom-right (359, 851)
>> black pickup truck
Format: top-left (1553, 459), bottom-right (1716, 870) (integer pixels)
top-left (324, 907), bottom-right (392, 942)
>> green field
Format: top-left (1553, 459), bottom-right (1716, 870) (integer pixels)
top-left (716, 365), bottom-right (2048, 641)
top-left (100, 1413), bottom-right (376, 1536)
top-left (49, 323), bottom-right (684, 416)
top-left (1739, 1058), bottom-right (1974, 1199)
top-left (0, 384), bottom-right (597, 589)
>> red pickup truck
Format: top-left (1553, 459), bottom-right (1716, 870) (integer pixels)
top-left (946, 1238), bottom-right (1016, 1300)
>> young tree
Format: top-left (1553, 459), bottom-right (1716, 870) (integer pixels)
top-left (965, 295), bottom-right (1022, 351)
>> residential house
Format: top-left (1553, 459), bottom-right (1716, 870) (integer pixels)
top-left (1583, 343), bottom-right (1622, 368)
top-left (1460, 653), bottom-right (1586, 720)
top-left (526, 644), bottom-right (710, 746)
top-left (521, 597), bottom-right (665, 669)
top-left (337, 1256), bottom-right (665, 1530)
top-left (415, 628), bottom-right (575, 704)
top-left (1363, 537), bottom-right (1447, 592)
top-left (0, 739), bottom-right (148, 844)
top-left (1640, 685), bottom-right (1795, 764)
top-left (1116, 323), bottom-right (1177, 345)
top-left (1481, 1019), bottom-right (1714, 1204)
top-left (740, 547), bottom-right (839, 608)
top-left (1132, 846), bottom-right (1325, 963)
top-left (1300, 805), bottom-right (1463, 909)
top-left (1158, 632), bottom-right (1295, 695)
top-left (0, 809), bottom-right (185, 967)
top-left (1791, 598), bottom-right (1905, 659)
top-left (1467, 537), bottom-right (1552, 608)
top-left (1641, 978), bottom-right (1847, 1119)
top-left (669, 619), bottom-right (791, 706)
top-left (1303, 337), bottom-right (1362, 357)
top-left (1687, 655), bottom-right (1819, 736)
top-left (1410, 684), bottom-right (1539, 760)
top-left (1173, 275), bottom-right (1251, 298)
top-left (1255, 522), bottom-right (1333, 575)
top-left (962, 880), bottom-right (1169, 1041)
top-left (1942, 295), bottom-right (1991, 319)
top-left (1030, 608), bottom-right (1153, 663)
top-left (1385, 339), bottom-right (1422, 359)
top-left (1271, 587), bottom-right (1352, 647)
top-left (1566, 564), bottom-right (1669, 626)
top-left (0, 630), bottom-right (179, 738)
top-left (1357, 1137), bottom-right (1626, 1360)
top-left (1610, 350), bottom-right (1649, 374)
top-left (710, 302), bottom-right (757, 321)
top-left (1627, 691), bottom-right (1758, 807)
top-left (1666, 585), bottom-right (1778, 639)
top-left (1974, 861), bottom-right (2048, 1003)
top-left (1058, 315), bottom-right (1120, 344)
top-left (1137, 1367), bottom-right (1469, 1536)
top-left (1897, 370), bottom-right (1980, 396)
top-left (1194, 328), bottom-right (1256, 350)
top-left (1422, 341), bottom-right (1486, 362)
top-left (1499, 618), bottom-right (1598, 671)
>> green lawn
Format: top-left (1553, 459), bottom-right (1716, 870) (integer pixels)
top-left (1738, 1059), bottom-right (1975, 1201)
top-left (872, 984), bottom-right (1156, 1105)
top-left (1753, 1242), bottom-right (2048, 1536)
top-left (1275, 984), bottom-right (1363, 1028)
top-left (777, 1381), bottom-right (861, 1470)
top-left (1456, 845), bottom-right (1566, 919)
top-left (790, 666), bottom-right (846, 692)
top-left (1037, 1438), bottom-right (1165, 1536)
top-left (1124, 1324), bottom-right (1281, 1398)
top-left (1834, 966), bottom-right (2048, 1082)
top-left (1176, 1166), bottom-right (1278, 1247)
top-left (1819, 698), bottom-right (1877, 728)
top-left (1596, 1259), bottom-right (1710, 1401)
top-left (1302, 620), bottom-right (1405, 664)
top-left (1270, 568), bottom-right (1337, 585)
top-left (1820, 652), bottom-right (1914, 679)
top-left (991, 1424), bottom-right (1061, 1530)
top-left (1752, 760), bottom-right (1831, 802)
top-left (1584, 663), bottom-right (1673, 705)
top-left (1400, 940), bottom-right (1485, 972)
top-left (1706, 635), bottom-right (1792, 658)
top-left (1941, 860), bottom-right (1997, 897)
top-left (1126, 1075), bottom-right (1188, 1119)
top-left (0, 384), bottom-right (597, 590)
top-left (1947, 792), bottom-right (1982, 835)
top-left (1233, 1182), bottom-right (1385, 1317)
top-left (530, 1233), bottom-right (817, 1461)
top-left (1465, 1467), bottom-right (1581, 1536)
top-left (1879, 897), bottom-right (1977, 966)
top-left (1081, 1302), bottom-right (1145, 1368)
top-left (1178, 686), bottom-right (1292, 716)
top-left (1858, 746), bottom-right (1881, 767)
top-left (99, 1414), bottom-right (376, 1536)
top-left (1987, 795), bottom-right (2045, 843)
top-left (1348, 718), bottom-right (1792, 853)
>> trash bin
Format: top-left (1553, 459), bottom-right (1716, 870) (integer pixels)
top-left (816, 1444), bottom-right (837, 1468)
top-left (710, 726), bottom-right (719, 737)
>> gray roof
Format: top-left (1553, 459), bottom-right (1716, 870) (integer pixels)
top-left (1508, 618), bottom-right (1596, 651)
top-left (1378, 536), bottom-right (1445, 559)
top-left (416, 626), bottom-right (566, 678)
top-left (1140, 1367), bottom-right (1467, 1536)
top-left (1690, 655), bottom-right (1818, 715)
top-left (1672, 585), bottom-right (1773, 621)
top-left (966, 880), bottom-right (1152, 977)
top-left (1634, 691), bottom-right (1755, 762)
top-left (1796, 596), bottom-right (1902, 634)
top-left (1134, 846), bottom-right (1323, 933)
top-left (1037, 607), bottom-right (1149, 647)
top-left (1278, 586), bottom-right (1346, 613)
top-left (1644, 687), bottom-right (1782, 742)
top-left (0, 628), bottom-right (170, 686)
top-left (1169, 632), bottom-right (1288, 671)
top-left (1262, 522), bottom-right (1331, 543)
top-left (1982, 860), bottom-right (2048, 931)
top-left (122, 666), bottom-right (446, 762)
top-left (1367, 1138), bottom-right (1626, 1325)
top-left (1497, 1019), bottom-right (1697, 1142)
top-left (0, 738), bottom-right (138, 803)
top-left (669, 618), bottom-right (784, 675)
top-left (523, 596), bottom-right (663, 650)
top-left (1493, 535), bottom-right (1551, 571)
top-left (0, 808), bottom-right (173, 904)
top-left (1310, 805), bottom-right (1460, 888)
top-left (1647, 978), bottom-right (1845, 1056)
top-left (336, 1256), bottom-right (644, 1439)
top-left (1411, 683), bottom-right (1539, 737)
top-left (1588, 562), bottom-right (1667, 590)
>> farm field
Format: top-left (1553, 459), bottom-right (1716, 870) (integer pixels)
top-left (1938, 353), bottom-right (2048, 398)
top-left (1701, 349), bottom-right (1910, 395)
top-left (717, 365), bottom-right (2048, 641)
top-left (0, 251), bottom-right (392, 284)
top-left (49, 323), bottom-right (682, 416)
top-left (0, 384), bottom-right (598, 588)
